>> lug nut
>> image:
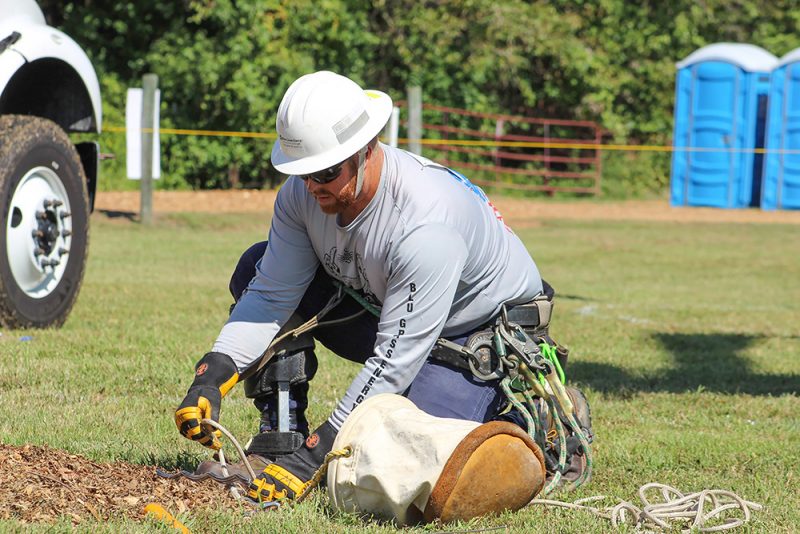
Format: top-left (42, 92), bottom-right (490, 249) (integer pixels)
top-left (58, 247), bottom-right (69, 256)
top-left (61, 229), bottom-right (72, 237)
top-left (36, 211), bottom-right (46, 219)
top-left (52, 200), bottom-right (63, 207)
top-left (33, 248), bottom-right (44, 256)
top-left (31, 229), bottom-right (44, 238)
top-left (60, 211), bottom-right (71, 219)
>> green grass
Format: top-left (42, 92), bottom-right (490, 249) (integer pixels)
top-left (1, 209), bottom-right (798, 532)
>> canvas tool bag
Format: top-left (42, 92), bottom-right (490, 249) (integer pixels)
top-left (327, 394), bottom-right (546, 525)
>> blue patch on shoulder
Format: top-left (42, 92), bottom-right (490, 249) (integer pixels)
top-left (445, 168), bottom-right (488, 202)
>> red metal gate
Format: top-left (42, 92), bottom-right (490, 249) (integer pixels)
top-left (397, 103), bottom-right (602, 195)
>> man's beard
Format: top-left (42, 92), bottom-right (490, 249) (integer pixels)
top-left (319, 177), bottom-right (358, 214)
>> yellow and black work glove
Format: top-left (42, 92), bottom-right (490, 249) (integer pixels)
top-left (247, 421), bottom-right (337, 502)
top-left (175, 351), bottom-right (239, 450)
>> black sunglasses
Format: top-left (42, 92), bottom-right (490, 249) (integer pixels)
top-left (299, 160), bottom-right (346, 184)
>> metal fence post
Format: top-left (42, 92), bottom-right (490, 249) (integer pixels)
top-left (544, 122), bottom-right (552, 196)
top-left (140, 73), bottom-right (158, 225)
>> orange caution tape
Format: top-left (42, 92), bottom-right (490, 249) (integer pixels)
top-left (143, 503), bottom-right (191, 534)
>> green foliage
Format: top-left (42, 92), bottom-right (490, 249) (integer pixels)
top-left (42, 1), bottom-right (800, 193)
top-left (601, 151), bottom-right (671, 199)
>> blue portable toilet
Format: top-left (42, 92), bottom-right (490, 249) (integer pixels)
top-left (762, 48), bottom-right (800, 210)
top-left (671, 43), bottom-right (777, 208)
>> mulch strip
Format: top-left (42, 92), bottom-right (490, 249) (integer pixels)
top-left (0, 443), bottom-right (241, 525)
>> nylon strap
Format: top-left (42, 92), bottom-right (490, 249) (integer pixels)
top-left (354, 146), bottom-right (368, 198)
top-left (533, 294), bottom-right (553, 330)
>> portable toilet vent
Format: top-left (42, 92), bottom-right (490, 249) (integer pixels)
top-left (762, 48), bottom-right (800, 210)
top-left (670, 43), bottom-right (777, 208)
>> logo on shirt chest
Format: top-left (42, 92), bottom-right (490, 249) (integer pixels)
top-left (323, 246), bottom-right (376, 302)
top-left (339, 248), bottom-right (354, 264)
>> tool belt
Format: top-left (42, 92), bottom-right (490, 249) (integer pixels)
top-left (429, 284), bottom-right (567, 380)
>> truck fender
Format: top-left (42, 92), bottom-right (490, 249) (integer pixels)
top-left (3, 25), bottom-right (101, 132)
top-left (0, 47), bottom-right (25, 98)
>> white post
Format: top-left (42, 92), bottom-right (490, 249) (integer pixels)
top-left (388, 106), bottom-right (400, 148)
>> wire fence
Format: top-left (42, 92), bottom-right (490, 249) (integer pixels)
top-left (396, 102), bottom-right (602, 195)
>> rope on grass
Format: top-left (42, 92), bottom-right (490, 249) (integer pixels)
top-left (201, 418), bottom-right (256, 502)
top-left (529, 482), bottom-right (763, 532)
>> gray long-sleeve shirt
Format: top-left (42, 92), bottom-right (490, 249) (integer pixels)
top-left (213, 144), bottom-right (542, 429)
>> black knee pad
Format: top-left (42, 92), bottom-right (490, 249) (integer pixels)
top-left (242, 309), bottom-right (318, 397)
top-left (243, 346), bottom-right (318, 398)
top-left (243, 337), bottom-right (318, 457)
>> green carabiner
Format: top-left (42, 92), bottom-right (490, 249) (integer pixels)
top-left (539, 342), bottom-right (566, 384)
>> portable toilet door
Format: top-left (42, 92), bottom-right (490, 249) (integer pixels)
top-left (762, 48), bottom-right (800, 210)
top-left (671, 43), bottom-right (777, 208)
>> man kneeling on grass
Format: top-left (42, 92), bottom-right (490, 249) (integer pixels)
top-left (174, 71), bottom-right (593, 515)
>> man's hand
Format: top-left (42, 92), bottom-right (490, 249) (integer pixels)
top-left (247, 421), bottom-right (337, 502)
top-left (175, 352), bottom-right (239, 450)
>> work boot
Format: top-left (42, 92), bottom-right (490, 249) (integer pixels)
top-left (539, 386), bottom-right (593, 486)
top-left (194, 453), bottom-right (271, 487)
top-left (496, 385), bottom-right (593, 488)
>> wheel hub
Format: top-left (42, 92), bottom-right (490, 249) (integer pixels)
top-left (32, 200), bottom-right (70, 267)
top-left (6, 166), bottom-right (73, 298)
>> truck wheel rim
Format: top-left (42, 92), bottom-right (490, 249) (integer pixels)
top-left (6, 166), bottom-right (73, 299)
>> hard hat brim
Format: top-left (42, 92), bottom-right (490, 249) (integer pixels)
top-left (271, 90), bottom-right (394, 176)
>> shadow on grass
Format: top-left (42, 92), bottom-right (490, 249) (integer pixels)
top-left (558, 293), bottom-right (595, 301)
top-left (98, 209), bottom-right (137, 221)
top-left (572, 332), bottom-right (799, 397)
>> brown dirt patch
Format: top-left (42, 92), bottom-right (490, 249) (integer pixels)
top-left (95, 191), bottom-right (800, 225)
top-left (0, 443), bottom-right (241, 525)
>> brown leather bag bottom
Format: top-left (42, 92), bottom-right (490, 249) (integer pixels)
top-left (423, 421), bottom-right (546, 523)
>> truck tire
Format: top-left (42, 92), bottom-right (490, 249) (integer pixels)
top-left (0, 115), bottom-right (90, 328)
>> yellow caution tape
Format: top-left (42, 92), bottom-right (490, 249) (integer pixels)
top-left (102, 125), bottom-right (800, 154)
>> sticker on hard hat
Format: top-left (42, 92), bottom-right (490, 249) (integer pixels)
top-left (333, 110), bottom-right (369, 144)
top-left (364, 90), bottom-right (382, 100)
top-left (280, 135), bottom-right (304, 151)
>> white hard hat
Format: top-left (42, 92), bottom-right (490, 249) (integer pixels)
top-left (271, 71), bottom-right (393, 176)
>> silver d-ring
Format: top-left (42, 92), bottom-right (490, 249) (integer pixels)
top-left (500, 304), bottom-right (509, 327)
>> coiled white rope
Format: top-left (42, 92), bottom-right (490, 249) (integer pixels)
top-left (529, 482), bottom-right (763, 532)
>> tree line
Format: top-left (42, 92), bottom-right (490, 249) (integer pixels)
top-left (43, 1), bottom-right (800, 195)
